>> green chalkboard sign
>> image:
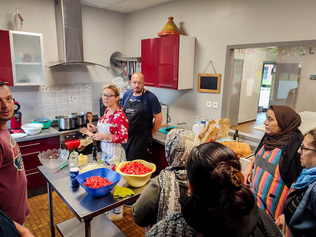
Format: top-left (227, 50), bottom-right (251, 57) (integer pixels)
top-left (198, 73), bottom-right (221, 93)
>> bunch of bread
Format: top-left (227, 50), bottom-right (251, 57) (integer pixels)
top-left (198, 118), bottom-right (230, 143)
top-left (220, 141), bottom-right (252, 159)
top-left (197, 118), bottom-right (252, 159)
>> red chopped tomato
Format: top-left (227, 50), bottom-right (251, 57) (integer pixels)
top-left (110, 164), bottom-right (116, 171)
top-left (83, 176), bottom-right (113, 188)
top-left (120, 161), bottom-right (152, 175)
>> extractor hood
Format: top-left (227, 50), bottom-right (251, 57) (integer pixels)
top-left (47, 0), bottom-right (108, 68)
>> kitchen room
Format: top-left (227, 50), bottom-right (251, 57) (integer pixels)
top-left (1, 0), bottom-right (316, 132)
top-left (1, 0), bottom-right (316, 236)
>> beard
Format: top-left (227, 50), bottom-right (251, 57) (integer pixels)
top-left (0, 111), bottom-right (14, 122)
top-left (133, 87), bottom-right (144, 94)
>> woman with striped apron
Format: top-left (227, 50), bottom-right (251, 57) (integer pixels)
top-left (243, 105), bottom-right (303, 224)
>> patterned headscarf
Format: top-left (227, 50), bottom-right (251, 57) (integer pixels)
top-left (157, 129), bottom-right (201, 222)
top-left (263, 105), bottom-right (301, 150)
top-left (165, 129), bottom-right (201, 169)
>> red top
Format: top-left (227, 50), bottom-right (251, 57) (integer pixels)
top-left (0, 129), bottom-right (29, 224)
top-left (99, 106), bottom-right (129, 143)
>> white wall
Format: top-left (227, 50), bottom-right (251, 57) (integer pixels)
top-left (0, 0), bottom-right (126, 122)
top-left (125, 0), bottom-right (316, 128)
top-left (2, 0), bottom-right (316, 127)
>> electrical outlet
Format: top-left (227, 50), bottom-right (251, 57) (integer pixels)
top-left (213, 102), bottom-right (219, 109)
top-left (206, 101), bottom-right (212, 108)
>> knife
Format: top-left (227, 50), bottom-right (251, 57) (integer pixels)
top-left (55, 163), bottom-right (68, 173)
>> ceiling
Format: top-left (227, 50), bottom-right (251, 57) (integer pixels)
top-left (81, 0), bottom-right (174, 13)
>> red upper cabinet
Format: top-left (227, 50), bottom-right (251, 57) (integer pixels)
top-left (0, 30), bottom-right (45, 86)
top-left (141, 35), bottom-right (195, 90)
top-left (141, 38), bottom-right (159, 87)
top-left (158, 35), bottom-right (179, 89)
top-left (0, 30), bottom-right (14, 86)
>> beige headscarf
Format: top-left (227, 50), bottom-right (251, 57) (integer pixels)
top-left (157, 129), bottom-right (201, 222)
top-left (165, 129), bottom-right (201, 168)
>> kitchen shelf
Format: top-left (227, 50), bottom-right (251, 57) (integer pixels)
top-left (115, 56), bottom-right (141, 62)
top-left (15, 62), bottom-right (42, 66)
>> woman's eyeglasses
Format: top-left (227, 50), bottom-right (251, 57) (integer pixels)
top-left (300, 144), bottom-right (316, 153)
top-left (102, 94), bottom-right (116, 98)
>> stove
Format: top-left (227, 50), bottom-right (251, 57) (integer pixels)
top-left (59, 127), bottom-right (81, 135)
top-left (57, 127), bottom-right (93, 155)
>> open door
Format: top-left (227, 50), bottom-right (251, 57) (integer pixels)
top-left (258, 62), bottom-right (276, 112)
top-left (269, 63), bottom-right (300, 109)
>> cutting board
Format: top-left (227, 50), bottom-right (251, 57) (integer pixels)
top-left (158, 126), bottom-right (176, 134)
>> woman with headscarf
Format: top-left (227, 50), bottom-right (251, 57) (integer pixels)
top-left (242, 105), bottom-right (304, 224)
top-left (146, 142), bottom-right (282, 237)
top-left (131, 129), bottom-right (201, 227)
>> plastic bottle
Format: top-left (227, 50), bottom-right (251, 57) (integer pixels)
top-left (92, 140), bottom-right (98, 163)
top-left (200, 114), bottom-right (208, 128)
top-left (192, 116), bottom-right (204, 136)
top-left (69, 151), bottom-right (79, 188)
top-left (233, 130), bottom-right (240, 142)
top-left (195, 116), bottom-right (201, 124)
top-left (69, 151), bottom-right (78, 168)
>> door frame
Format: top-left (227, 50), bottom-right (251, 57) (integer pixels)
top-left (221, 39), bottom-right (316, 126)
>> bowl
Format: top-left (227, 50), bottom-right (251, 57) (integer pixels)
top-left (76, 168), bottom-right (121, 197)
top-left (21, 123), bottom-right (44, 135)
top-left (115, 159), bottom-right (156, 187)
top-left (79, 163), bottom-right (107, 174)
top-left (38, 148), bottom-right (69, 169)
top-left (32, 117), bottom-right (52, 129)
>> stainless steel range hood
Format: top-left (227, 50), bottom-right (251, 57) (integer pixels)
top-left (47, 0), bottom-right (107, 68)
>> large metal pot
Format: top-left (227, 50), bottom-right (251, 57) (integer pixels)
top-left (55, 115), bottom-right (78, 130)
top-left (71, 112), bottom-right (87, 126)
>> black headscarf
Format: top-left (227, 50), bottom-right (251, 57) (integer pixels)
top-left (262, 105), bottom-right (301, 150)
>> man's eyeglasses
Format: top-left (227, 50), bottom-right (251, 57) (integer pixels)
top-left (300, 144), bottom-right (316, 153)
top-left (102, 94), bottom-right (116, 98)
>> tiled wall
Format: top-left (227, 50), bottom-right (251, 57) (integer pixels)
top-left (41, 83), bottom-right (93, 119)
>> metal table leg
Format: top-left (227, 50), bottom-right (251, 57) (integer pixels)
top-left (85, 219), bottom-right (92, 237)
top-left (47, 182), bottom-right (55, 237)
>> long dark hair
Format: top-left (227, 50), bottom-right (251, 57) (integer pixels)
top-left (183, 142), bottom-right (255, 235)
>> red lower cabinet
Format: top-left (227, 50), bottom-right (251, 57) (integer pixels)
top-left (18, 136), bottom-right (60, 190)
top-left (146, 141), bottom-right (168, 178)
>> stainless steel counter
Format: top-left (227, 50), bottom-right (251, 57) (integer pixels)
top-left (153, 131), bottom-right (167, 145)
top-left (153, 129), bottom-right (260, 152)
top-left (38, 155), bottom-right (147, 237)
top-left (13, 127), bottom-right (60, 142)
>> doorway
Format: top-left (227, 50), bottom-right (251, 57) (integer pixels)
top-left (223, 42), bottom-right (312, 128)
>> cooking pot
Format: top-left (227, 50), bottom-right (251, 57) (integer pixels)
top-left (71, 112), bottom-right (87, 126)
top-left (55, 115), bottom-right (78, 130)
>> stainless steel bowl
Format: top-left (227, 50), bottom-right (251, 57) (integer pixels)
top-left (55, 115), bottom-right (78, 130)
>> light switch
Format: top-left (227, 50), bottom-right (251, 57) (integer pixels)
top-left (213, 102), bottom-right (218, 109)
top-left (206, 101), bottom-right (212, 108)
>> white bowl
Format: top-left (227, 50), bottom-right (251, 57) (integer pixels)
top-left (21, 123), bottom-right (44, 135)
top-left (38, 148), bottom-right (69, 169)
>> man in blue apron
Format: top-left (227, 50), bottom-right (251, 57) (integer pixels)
top-left (122, 72), bottom-right (163, 161)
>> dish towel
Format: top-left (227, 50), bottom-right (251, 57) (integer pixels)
top-left (113, 186), bottom-right (135, 199)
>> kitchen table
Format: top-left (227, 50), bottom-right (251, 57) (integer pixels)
top-left (38, 163), bottom-right (147, 237)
